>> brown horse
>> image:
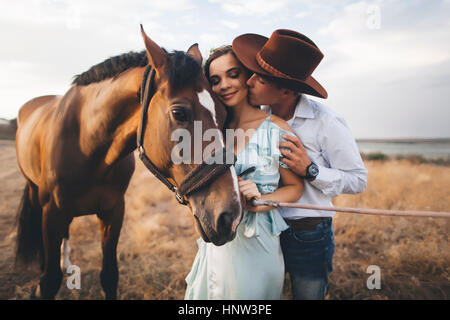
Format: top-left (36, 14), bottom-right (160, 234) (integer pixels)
top-left (14, 26), bottom-right (242, 299)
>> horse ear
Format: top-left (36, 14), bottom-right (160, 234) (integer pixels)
top-left (187, 43), bottom-right (203, 65)
top-left (140, 24), bottom-right (167, 70)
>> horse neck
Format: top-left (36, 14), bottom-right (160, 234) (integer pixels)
top-left (78, 67), bottom-right (145, 167)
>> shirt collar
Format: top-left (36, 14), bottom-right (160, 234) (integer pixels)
top-left (261, 95), bottom-right (315, 119)
top-left (293, 95), bottom-right (315, 119)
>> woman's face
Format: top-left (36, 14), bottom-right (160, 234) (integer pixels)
top-left (208, 53), bottom-right (249, 107)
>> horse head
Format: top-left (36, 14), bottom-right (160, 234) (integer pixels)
top-left (139, 26), bottom-right (243, 246)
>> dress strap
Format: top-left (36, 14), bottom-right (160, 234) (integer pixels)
top-left (265, 114), bottom-right (272, 129)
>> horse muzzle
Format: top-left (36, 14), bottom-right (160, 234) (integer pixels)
top-left (193, 203), bottom-right (242, 246)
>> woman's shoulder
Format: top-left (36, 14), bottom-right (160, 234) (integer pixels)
top-left (268, 115), bottom-right (294, 133)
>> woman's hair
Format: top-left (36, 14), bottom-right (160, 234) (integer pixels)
top-left (203, 45), bottom-right (235, 81)
top-left (204, 45), bottom-right (252, 83)
top-left (203, 45), bottom-right (250, 129)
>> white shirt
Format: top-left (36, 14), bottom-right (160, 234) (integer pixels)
top-left (262, 95), bottom-right (367, 219)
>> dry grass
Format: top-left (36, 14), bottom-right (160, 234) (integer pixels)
top-left (54, 159), bottom-right (200, 300)
top-left (329, 160), bottom-right (450, 299)
top-left (0, 140), bottom-right (448, 299)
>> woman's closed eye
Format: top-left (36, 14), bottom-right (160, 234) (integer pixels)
top-left (210, 71), bottom-right (239, 86)
top-left (228, 70), bottom-right (240, 79)
top-left (210, 77), bottom-right (220, 86)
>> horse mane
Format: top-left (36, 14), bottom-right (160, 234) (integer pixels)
top-left (72, 49), bottom-right (201, 89)
top-left (72, 51), bottom-right (148, 86)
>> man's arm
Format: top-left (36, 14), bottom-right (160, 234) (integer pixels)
top-left (279, 116), bottom-right (367, 198)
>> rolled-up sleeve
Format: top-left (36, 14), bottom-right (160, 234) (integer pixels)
top-left (309, 115), bottom-right (367, 198)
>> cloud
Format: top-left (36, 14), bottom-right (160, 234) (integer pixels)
top-left (295, 11), bottom-right (310, 18)
top-left (312, 0), bottom-right (450, 138)
top-left (220, 19), bottom-right (239, 30)
top-left (0, 0), bottom-right (196, 27)
top-left (176, 14), bottom-right (200, 26)
top-left (0, 0), bottom-right (201, 120)
top-left (1, 0), bottom-right (449, 138)
top-left (199, 32), bottom-right (228, 53)
top-left (208, 0), bottom-right (291, 16)
top-left (317, 1), bottom-right (450, 79)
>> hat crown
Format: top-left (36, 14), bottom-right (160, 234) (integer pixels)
top-left (231, 29), bottom-right (328, 98)
top-left (258, 29), bottom-right (324, 80)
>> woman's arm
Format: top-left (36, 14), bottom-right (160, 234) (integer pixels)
top-left (238, 114), bottom-right (303, 212)
top-left (239, 167), bottom-right (303, 212)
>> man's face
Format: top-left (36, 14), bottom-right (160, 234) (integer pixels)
top-left (246, 73), bottom-right (284, 106)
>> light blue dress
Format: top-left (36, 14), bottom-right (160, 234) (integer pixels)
top-left (185, 115), bottom-right (297, 300)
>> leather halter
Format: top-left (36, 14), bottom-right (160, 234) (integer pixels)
top-left (137, 65), bottom-right (236, 205)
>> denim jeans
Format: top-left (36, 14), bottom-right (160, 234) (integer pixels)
top-left (280, 218), bottom-right (335, 300)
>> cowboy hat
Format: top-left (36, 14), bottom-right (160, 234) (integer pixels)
top-left (232, 29), bottom-right (327, 98)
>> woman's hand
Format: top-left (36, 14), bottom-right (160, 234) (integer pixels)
top-left (237, 177), bottom-right (261, 212)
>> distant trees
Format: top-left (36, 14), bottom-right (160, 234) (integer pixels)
top-left (9, 118), bottom-right (17, 129)
top-left (0, 118), bottom-right (17, 140)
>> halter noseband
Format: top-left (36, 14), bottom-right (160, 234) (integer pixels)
top-left (137, 65), bottom-right (236, 205)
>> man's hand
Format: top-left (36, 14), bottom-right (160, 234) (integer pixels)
top-left (279, 134), bottom-right (312, 177)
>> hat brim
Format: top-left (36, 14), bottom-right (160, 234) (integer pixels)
top-left (232, 33), bottom-right (328, 99)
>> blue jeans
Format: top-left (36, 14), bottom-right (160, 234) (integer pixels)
top-left (280, 218), bottom-right (335, 300)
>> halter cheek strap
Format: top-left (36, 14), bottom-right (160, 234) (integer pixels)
top-left (138, 67), bottom-right (178, 193)
top-left (137, 65), bottom-right (236, 205)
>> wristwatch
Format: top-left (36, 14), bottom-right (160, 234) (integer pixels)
top-left (304, 162), bottom-right (319, 181)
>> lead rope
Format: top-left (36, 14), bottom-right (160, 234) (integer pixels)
top-left (250, 199), bottom-right (450, 218)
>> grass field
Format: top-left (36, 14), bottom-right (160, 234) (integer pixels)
top-left (0, 140), bottom-right (448, 300)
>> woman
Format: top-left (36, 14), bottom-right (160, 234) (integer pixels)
top-left (185, 46), bottom-right (303, 300)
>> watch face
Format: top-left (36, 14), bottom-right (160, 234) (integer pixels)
top-left (308, 164), bottom-right (319, 176)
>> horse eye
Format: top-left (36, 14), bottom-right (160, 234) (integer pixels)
top-left (171, 107), bottom-right (188, 122)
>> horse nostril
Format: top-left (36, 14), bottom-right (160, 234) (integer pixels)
top-left (216, 211), bottom-right (233, 235)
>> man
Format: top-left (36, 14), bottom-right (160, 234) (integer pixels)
top-left (232, 29), bottom-right (367, 299)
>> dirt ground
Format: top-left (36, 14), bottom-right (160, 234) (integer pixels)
top-left (0, 140), bottom-right (29, 298)
top-left (0, 140), bottom-right (449, 300)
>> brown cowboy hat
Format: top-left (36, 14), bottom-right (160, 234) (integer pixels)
top-left (232, 29), bottom-right (327, 99)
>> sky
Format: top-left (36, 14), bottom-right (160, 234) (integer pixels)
top-left (0, 0), bottom-right (449, 139)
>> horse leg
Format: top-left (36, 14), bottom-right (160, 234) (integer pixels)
top-left (39, 199), bottom-right (68, 299)
top-left (97, 197), bottom-right (124, 300)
